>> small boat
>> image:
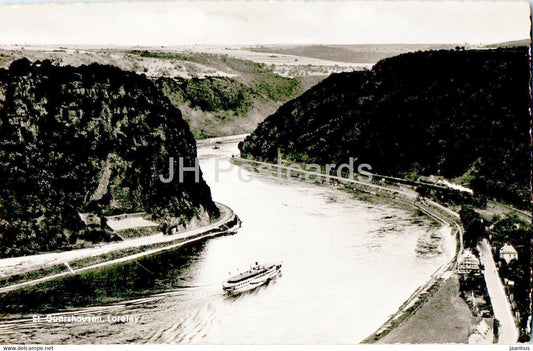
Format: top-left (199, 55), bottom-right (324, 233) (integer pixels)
top-left (223, 262), bottom-right (282, 295)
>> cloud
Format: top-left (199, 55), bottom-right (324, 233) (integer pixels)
top-left (0, 1), bottom-right (529, 45)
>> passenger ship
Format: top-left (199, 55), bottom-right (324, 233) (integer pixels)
top-left (223, 262), bottom-right (282, 295)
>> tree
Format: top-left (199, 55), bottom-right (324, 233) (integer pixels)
top-left (460, 205), bottom-right (485, 248)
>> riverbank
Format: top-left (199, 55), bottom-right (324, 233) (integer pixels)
top-left (0, 202), bottom-right (240, 294)
top-left (376, 274), bottom-right (474, 343)
top-left (196, 133), bottom-right (250, 146)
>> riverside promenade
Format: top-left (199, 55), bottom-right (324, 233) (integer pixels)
top-left (0, 202), bottom-right (239, 294)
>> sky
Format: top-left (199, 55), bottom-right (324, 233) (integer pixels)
top-left (0, 0), bottom-right (530, 46)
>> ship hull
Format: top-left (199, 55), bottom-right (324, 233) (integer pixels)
top-left (223, 263), bottom-right (282, 295)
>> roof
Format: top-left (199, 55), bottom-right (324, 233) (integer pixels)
top-left (500, 243), bottom-right (518, 255)
top-left (476, 320), bottom-right (492, 336)
top-left (460, 248), bottom-right (478, 260)
top-left (469, 333), bottom-right (485, 344)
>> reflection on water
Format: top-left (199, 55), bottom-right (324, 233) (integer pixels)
top-left (0, 140), bottom-right (455, 344)
top-left (0, 243), bottom-right (208, 315)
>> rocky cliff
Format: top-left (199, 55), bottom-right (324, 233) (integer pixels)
top-left (0, 59), bottom-right (218, 257)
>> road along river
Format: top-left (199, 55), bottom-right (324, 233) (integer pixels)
top-left (0, 138), bottom-right (455, 344)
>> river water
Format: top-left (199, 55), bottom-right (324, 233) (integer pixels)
top-left (0, 139), bottom-right (455, 344)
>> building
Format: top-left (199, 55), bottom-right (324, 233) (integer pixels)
top-left (499, 243), bottom-right (518, 264)
top-left (458, 249), bottom-right (481, 275)
top-left (468, 319), bottom-right (494, 344)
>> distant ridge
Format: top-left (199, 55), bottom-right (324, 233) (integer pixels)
top-left (248, 44), bottom-right (464, 64)
top-left (484, 38), bottom-right (530, 48)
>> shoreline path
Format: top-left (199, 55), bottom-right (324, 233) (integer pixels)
top-left (0, 202), bottom-right (235, 281)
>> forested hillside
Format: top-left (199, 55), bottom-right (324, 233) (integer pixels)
top-left (0, 59), bottom-right (218, 257)
top-left (1, 48), bottom-right (325, 139)
top-left (240, 47), bottom-right (530, 208)
top-left (131, 50), bottom-right (318, 138)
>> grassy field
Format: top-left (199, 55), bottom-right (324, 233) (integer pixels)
top-left (378, 275), bottom-right (474, 344)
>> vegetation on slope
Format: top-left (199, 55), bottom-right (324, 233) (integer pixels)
top-left (1, 49), bottom-right (324, 139)
top-left (128, 50), bottom-right (319, 138)
top-left (129, 50), bottom-right (304, 101)
top-left (158, 77), bottom-right (254, 115)
top-left (0, 59), bottom-right (218, 257)
top-left (240, 47), bottom-right (530, 208)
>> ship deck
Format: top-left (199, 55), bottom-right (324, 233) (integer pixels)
top-left (227, 267), bottom-right (268, 283)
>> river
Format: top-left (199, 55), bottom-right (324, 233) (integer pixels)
top-left (0, 139), bottom-right (455, 344)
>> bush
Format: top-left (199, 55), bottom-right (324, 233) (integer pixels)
top-left (459, 205), bottom-right (485, 248)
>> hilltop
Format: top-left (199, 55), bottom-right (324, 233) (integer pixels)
top-left (240, 47), bottom-right (530, 208)
top-left (484, 38), bottom-right (530, 48)
top-left (0, 46), bottom-right (337, 138)
top-left (248, 43), bottom-right (464, 64)
top-left (2, 44), bottom-right (473, 138)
